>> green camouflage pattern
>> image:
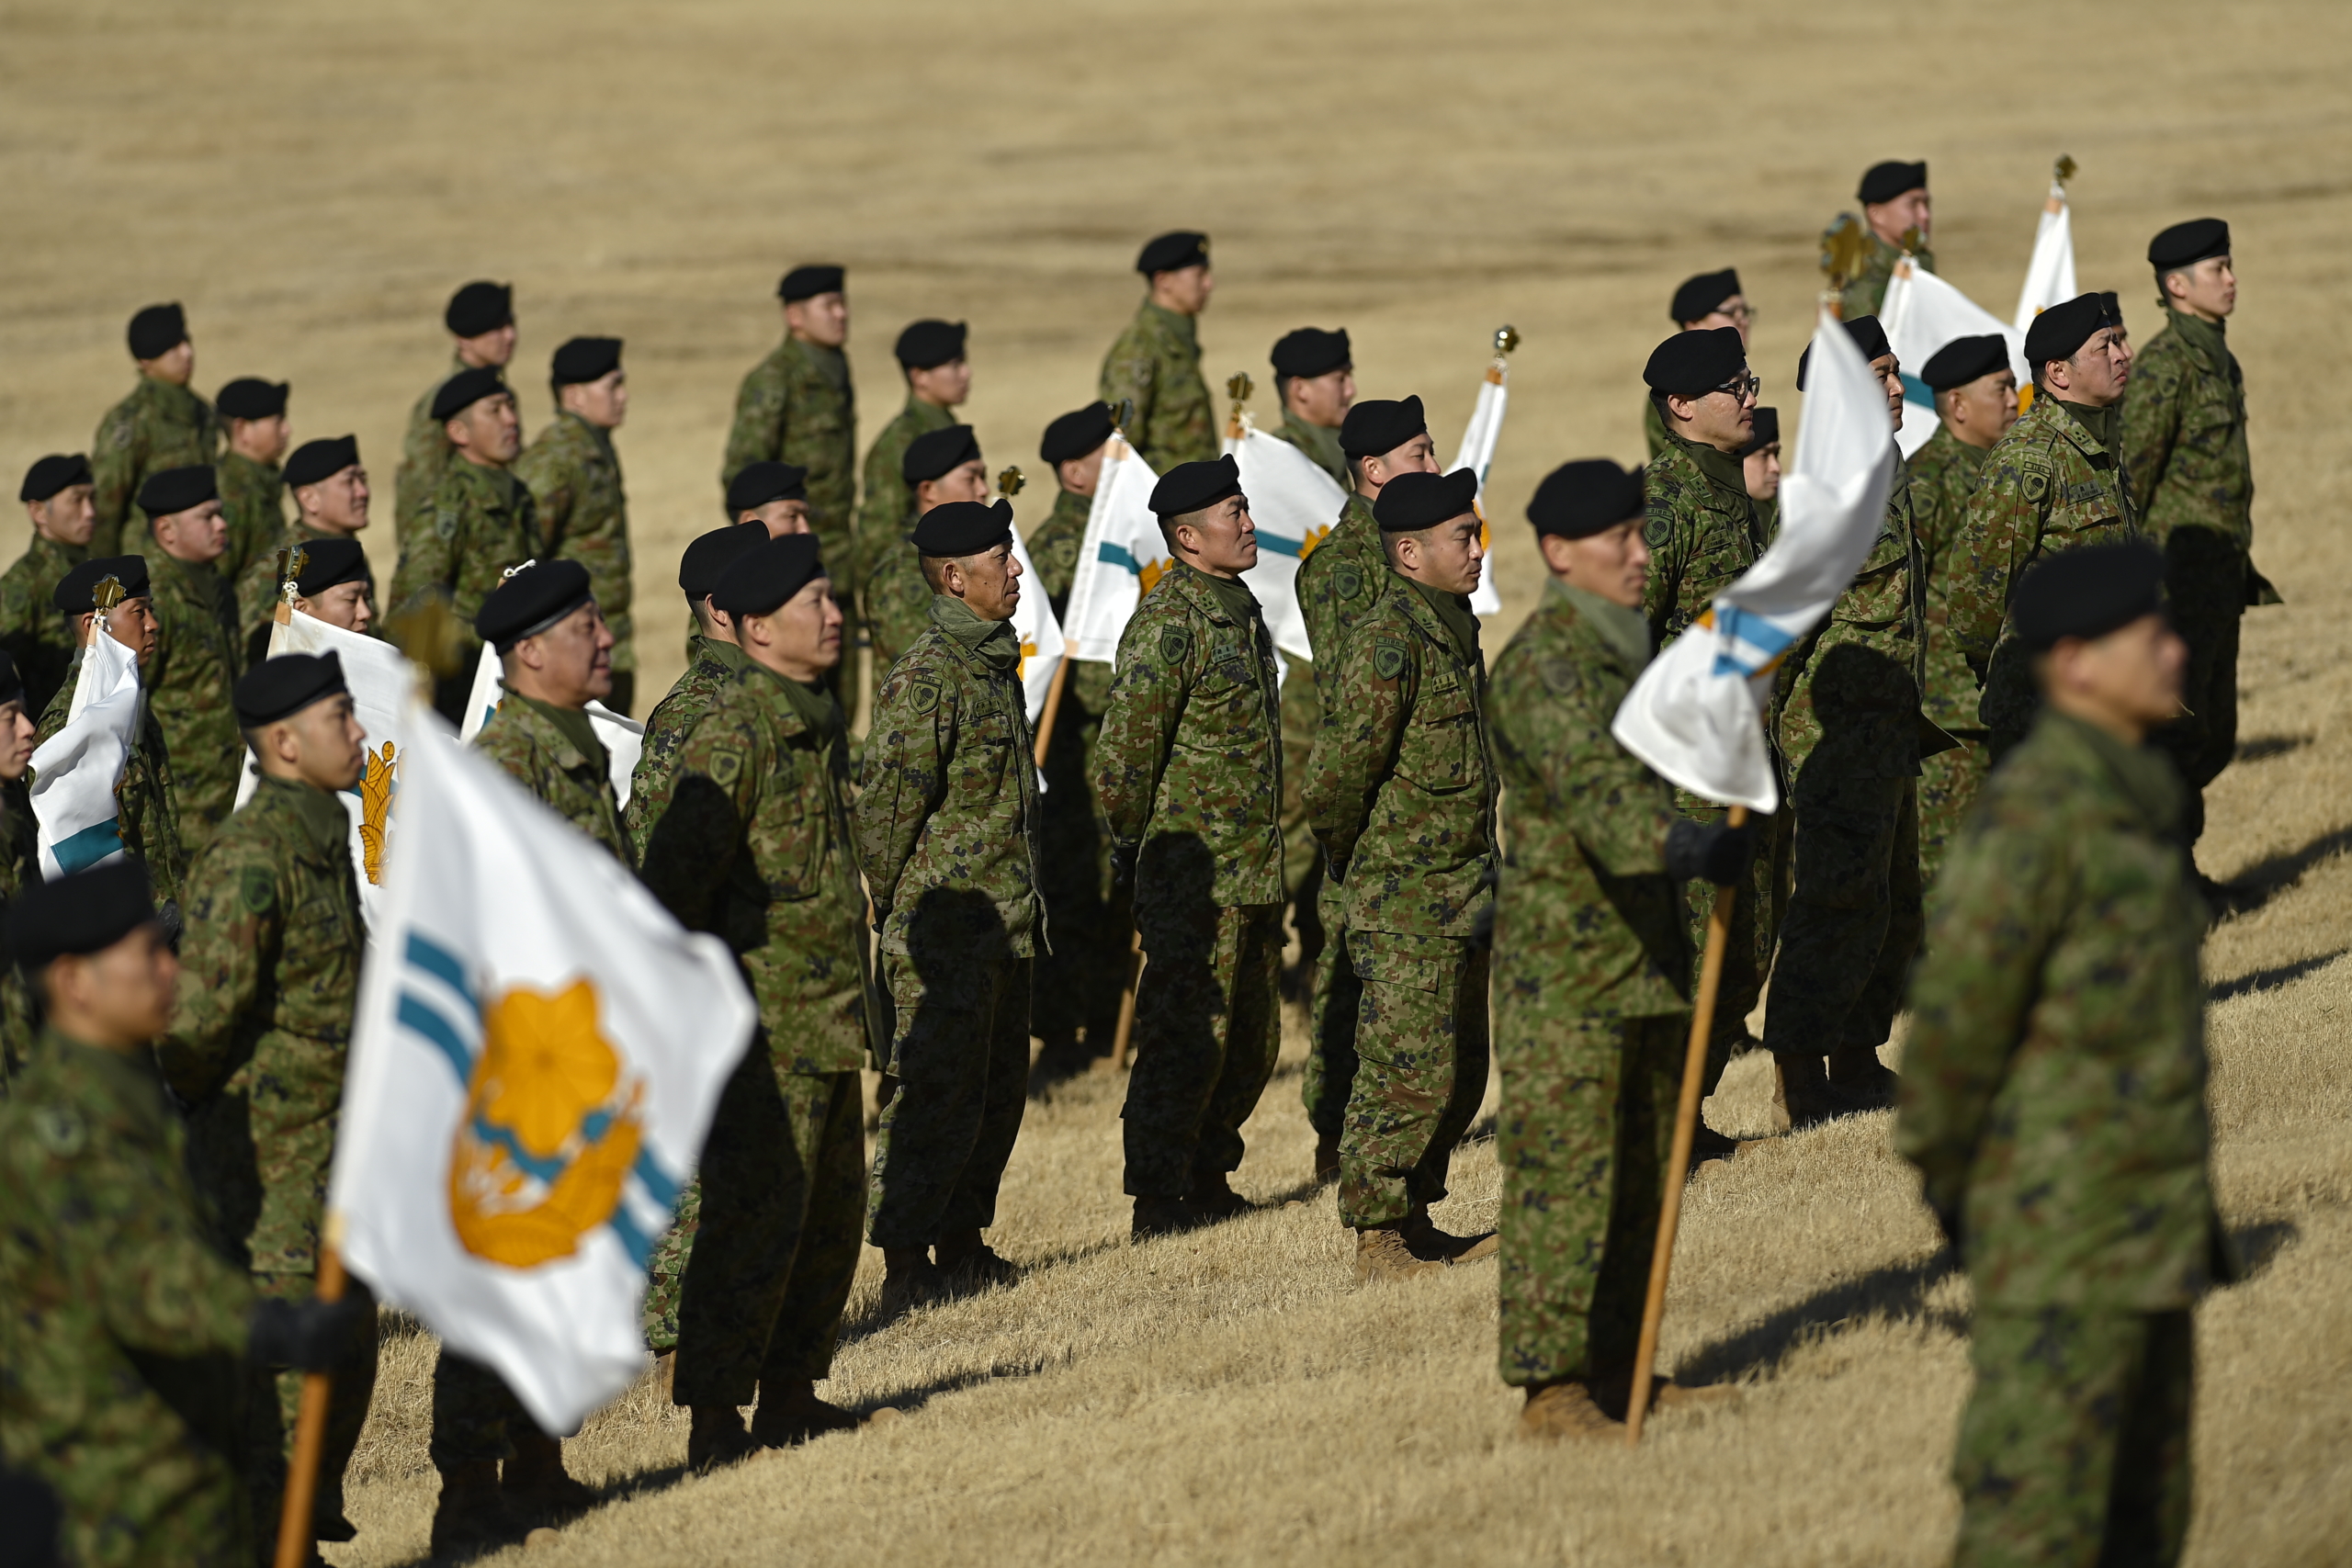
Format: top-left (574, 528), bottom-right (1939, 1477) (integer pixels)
top-left (1918, 739), bottom-right (1991, 894)
top-left (866, 953), bottom-right (1032, 1247)
top-left (0, 1031), bottom-right (255, 1567)
top-left (0, 533), bottom-right (89, 716)
top-left (1642, 395), bottom-right (1669, 462)
top-left (1097, 301), bottom-right (1216, 470)
top-left (35, 659), bottom-right (189, 916)
top-left (517, 410), bottom-right (635, 674)
top-left (1839, 233), bottom-right (1935, 322)
top-left (89, 375), bottom-right (220, 556)
top-left (1277, 650), bottom-right (1321, 900)
top-left (212, 451), bottom-right (284, 589)
top-left (639, 1177), bottom-right (698, 1354)
top-left (471, 692), bottom-right (629, 864)
top-left (392, 353), bottom-right (470, 557)
top-left (624, 634), bottom-right (752, 860)
top-left (0, 783), bottom-right (38, 1091)
top-left (1296, 492), bottom-right (1385, 713)
top-left (854, 395), bottom-right (955, 668)
top-left (1268, 410), bottom-right (1348, 489)
top-left (1642, 430), bottom-right (1766, 650)
top-left (390, 454), bottom-right (542, 671)
top-left (144, 549), bottom-right (246, 848)
top-left (721, 331), bottom-right (858, 549)
top-left (1776, 454), bottom-right (1926, 782)
top-left (1121, 900), bottom-right (1283, 1199)
top-left (1908, 424), bottom-right (1992, 732)
top-left (1338, 931), bottom-right (1489, 1229)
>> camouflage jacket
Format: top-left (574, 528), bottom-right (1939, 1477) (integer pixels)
top-left (1896, 708), bottom-right (2218, 1310)
top-left (517, 411), bottom-right (634, 671)
top-left (389, 456), bottom-right (542, 657)
top-left (1301, 574), bottom-right (1498, 939)
top-left (393, 352), bottom-right (471, 555)
top-left (1296, 491), bottom-right (1386, 714)
top-left (1268, 410), bottom-right (1348, 489)
top-left (144, 550), bottom-right (247, 843)
top-left (0, 783), bottom-right (38, 1091)
top-left (473, 691), bottom-right (629, 865)
top-left (639, 663), bottom-right (875, 1075)
top-left (213, 450), bottom-right (285, 588)
top-left (1023, 488), bottom-right (1115, 715)
top-left (625, 635), bottom-right (752, 858)
top-left (1098, 301), bottom-right (1216, 470)
top-left (0, 1031), bottom-right (254, 1563)
top-left (857, 598), bottom-right (1043, 958)
top-left (1488, 579), bottom-right (1690, 1019)
top-left (1839, 233), bottom-right (1935, 321)
top-left (720, 333), bottom-right (857, 546)
top-left (1777, 449), bottom-right (1928, 781)
top-left (89, 375), bottom-right (220, 556)
top-left (1907, 425), bottom-right (1993, 732)
top-left (2120, 308), bottom-right (2253, 554)
top-left (158, 778), bottom-right (362, 1276)
top-left (34, 667), bottom-right (187, 914)
top-left (1095, 563), bottom-right (1283, 909)
top-left (0, 533), bottom-right (89, 716)
top-left (1642, 395), bottom-right (1670, 462)
top-left (1946, 395), bottom-right (2137, 737)
top-left (1642, 430), bottom-right (1767, 649)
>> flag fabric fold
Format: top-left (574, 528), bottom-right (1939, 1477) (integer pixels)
top-left (459, 644), bottom-right (645, 807)
top-left (1450, 367), bottom-right (1509, 616)
top-left (2013, 183), bottom-right (2079, 336)
top-left (1005, 529), bottom-right (1066, 722)
top-left (1060, 437), bottom-right (1164, 667)
top-left (1880, 263), bottom-right (2027, 459)
top-left (28, 627), bottom-right (142, 879)
top-left (1222, 423), bottom-right (1329, 664)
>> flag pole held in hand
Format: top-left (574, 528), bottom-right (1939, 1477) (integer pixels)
top-left (272, 1219), bottom-right (346, 1568)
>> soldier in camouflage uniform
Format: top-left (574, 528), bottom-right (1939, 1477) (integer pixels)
top-left (0, 862), bottom-right (362, 1568)
top-left (4, 455), bottom-right (96, 715)
top-left (1898, 542), bottom-right (2222, 1567)
top-left (1642, 271), bottom-right (1753, 460)
top-left (1947, 295), bottom-right (2139, 760)
top-left (1097, 457), bottom-right (1284, 1237)
top-left (137, 468), bottom-right (247, 850)
top-left (0, 654), bottom-right (41, 1089)
top-left (89, 303), bottom-right (221, 557)
top-left (1266, 327), bottom-right (1353, 487)
top-left (1099, 231), bottom-right (1218, 470)
top-left (213, 378), bottom-right (290, 587)
top-left (854, 320), bottom-right (967, 664)
top-left (868, 424), bottom-right (992, 682)
top-left (639, 535), bottom-right (876, 1468)
top-left (1739, 405), bottom-right (1782, 540)
top-left (518, 337), bottom-right (638, 714)
top-left (1301, 468), bottom-right (1499, 1278)
top-left (707, 461), bottom-right (818, 666)
top-left (1838, 161), bottom-right (1937, 321)
top-left (1293, 398), bottom-right (1441, 1177)
top-left (721, 265), bottom-right (856, 615)
top-left (1488, 460), bottom-right (1749, 1439)
top-left (2124, 220), bottom-right (2260, 875)
top-left (236, 436), bottom-right (373, 653)
top-left (157, 654), bottom-right (376, 1556)
top-left (393, 281), bottom-right (518, 556)
top-left (1908, 336), bottom-right (2018, 887)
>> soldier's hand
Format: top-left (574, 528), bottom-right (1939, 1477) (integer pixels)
top-left (247, 1294), bottom-right (370, 1371)
top-left (1664, 818), bottom-right (1756, 886)
top-left (1110, 841), bottom-right (1139, 894)
top-left (869, 901), bottom-right (892, 937)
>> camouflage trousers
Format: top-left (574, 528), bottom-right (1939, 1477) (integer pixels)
top-left (1760, 774), bottom-right (1922, 1064)
top-left (1299, 875), bottom-right (1363, 1142)
top-left (673, 1062), bottom-right (864, 1407)
top-left (1952, 1306), bottom-right (2194, 1568)
top-left (1123, 902), bottom-right (1283, 1198)
top-left (246, 1272), bottom-right (378, 1546)
top-left (1675, 794), bottom-right (1784, 1080)
top-left (1495, 1012), bottom-right (1682, 1387)
top-left (2150, 528), bottom-right (2245, 852)
top-left (1034, 704), bottom-right (1124, 1051)
top-left (866, 953), bottom-right (1031, 1249)
top-left (641, 1177), bottom-right (700, 1354)
top-left (1278, 653), bottom-right (1325, 923)
top-left (1337, 931), bottom-right (1490, 1229)
top-left (1917, 734), bottom-right (1991, 897)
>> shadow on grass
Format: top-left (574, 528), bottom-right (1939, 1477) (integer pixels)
top-left (2234, 733), bottom-right (2310, 763)
top-left (2211, 949), bottom-right (2347, 1000)
top-left (2218, 825), bottom-right (2352, 918)
top-left (1673, 1252), bottom-right (1965, 1388)
top-left (2228, 1219), bottom-right (2299, 1283)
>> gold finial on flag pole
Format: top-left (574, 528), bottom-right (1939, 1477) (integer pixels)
top-left (997, 466), bottom-right (1025, 499)
top-left (1225, 371), bottom-right (1254, 441)
top-left (1819, 213), bottom-right (1871, 315)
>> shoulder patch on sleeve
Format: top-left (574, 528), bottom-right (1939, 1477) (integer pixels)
top-left (2020, 470), bottom-right (2048, 503)
top-left (1334, 567), bottom-right (1363, 601)
top-left (910, 679), bottom-right (940, 716)
top-left (1539, 657), bottom-right (1582, 696)
top-left (707, 748), bottom-right (744, 788)
top-left (33, 1104), bottom-right (85, 1158)
top-left (1372, 637), bottom-right (1408, 682)
top-left (1159, 625), bottom-right (1193, 664)
top-left (241, 864), bottom-right (277, 915)
top-left (1644, 505), bottom-right (1673, 547)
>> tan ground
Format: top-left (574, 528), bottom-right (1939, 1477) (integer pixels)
top-left (6, 0), bottom-right (2352, 1562)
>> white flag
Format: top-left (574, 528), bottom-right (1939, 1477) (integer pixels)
top-left (1612, 309), bottom-right (1897, 812)
top-left (1450, 367), bottom-right (1510, 616)
top-left (1880, 262), bottom-right (2028, 459)
top-left (1223, 423), bottom-right (1329, 665)
top-left (2013, 183), bottom-right (2078, 337)
top-left (331, 696), bottom-right (755, 1432)
top-left (1005, 530), bottom-right (1067, 723)
top-left (28, 626), bottom-right (141, 879)
top-left (1061, 437), bottom-right (1165, 667)
top-left (459, 643), bottom-right (645, 807)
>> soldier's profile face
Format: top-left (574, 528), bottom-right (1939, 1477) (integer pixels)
top-left (452, 392), bottom-right (524, 464)
top-left (947, 543), bottom-right (1021, 623)
top-left (748, 497), bottom-right (811, 537)
top-left (273, 692), bottom-right (367, 793)
top-left (1286, 367), bottom-right (1355, 428)
top-left (1544, 517), bottom-right (1648, 611)
top-left (750, 576), bottom-right (843, 678)
top-left (154, 499), bottom-right (229, 567)
top-left (304, 464), bottom-right (371, 532)
top-left (786, 291), bottom-right (849, 348)
top-left (1057, 444), bottom-right (1108, 499)
top-left (1406, 514), bottom-right (1485, 597)
top-left (2168, 256), bottom-right (2236, 321)
top-left (1866, 188), bottom-right (1931, 247)
top-left (1175, 493), bottom-right (1258, 577)
top-left (458, 322), bottom-right (517, 369)
top-left (0, 699), bottom-right (33, 783)
top-left (1742, 443), bottom-right (1781, 502)
top-left (28, 483), bottom-right (96, 547)
top-left (1366, 433), bottom-right (1440, 491)
top-left (300, 579), bottom-right (373, 636)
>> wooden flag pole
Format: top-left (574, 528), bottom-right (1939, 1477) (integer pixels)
top-left (1031, 657), bottom-right (1070, 770)
top-left (1625, 803), bottom-right (1747, 1447)
top-left (273, 1226), bottom-right (348, 1568)
top-left (1109, 927), bottom-right (1146, 1070)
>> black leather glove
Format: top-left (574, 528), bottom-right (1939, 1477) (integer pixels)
top-left (869, 901), bottom-right (891, 937)
top-left (1110, 841), bottom-right (1139, 894)
top-left (1664, 818), bottom-right (1756, 886)
top-left (247, 1295), bottom-right (369, 1371)
top-left (1466, 863), bottom-right (1498, 951)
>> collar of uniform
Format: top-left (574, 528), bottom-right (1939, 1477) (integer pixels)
top-left (29, 533), bottom-right (88, 570)
top-left (455, 450), bottom-right (517, 491)
top-left (1400, 574), bottom-right (1480, 665)
top-left (40, 1028), bottom-right (173, 1141)
top-left (149, 543), bottom-right (219, 592)
top-left (2033, 707), bottom-right (2183, 838)
top-left (2162, 305), bottom-right (2232, 372)
top-left (701, 636), bottom-right (752, 675)
top-left (1049, 486), bottom-right (1091, 530)
top-left (1545, 574), bottom-right (1653, 675)
top-left (788, 333), bottom-right (851, 393)
top-left (220, 449), bottom-right (282, 486)
top-left (752, 658), bottom-right (843, 741)
top-left (1144, 301), bottom-right (1199, 351)
top-left (504, 690), bottom-right (605, 773)
top-left (560, 407), bottom-right (617, 462)
top-left (928, 592), bottom-right (1022, 673)
top-left (2051, 396), bottom-right (2119, 456)
top-left (1920, 422), bottom-right (1987, 473)
top-left (1172, 558), bottom-right (1260, 626)
top-left (1279, 410), bottom-right (1347, 479)
top-left (1661, 425), bottom-right (1751, 500)
top-left (903, 394), bottom-right (956, 432)
top-left (255, 772), bottom-right (356, 857)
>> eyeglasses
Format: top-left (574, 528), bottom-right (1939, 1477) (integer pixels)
top-left (1713, 373), bottom-right (1762, 403)
top-left (1710, 303), bottom-right (1757, 325)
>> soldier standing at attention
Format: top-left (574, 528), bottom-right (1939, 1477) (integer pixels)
top-left (0, 862), bottom-right (363, 1566)
top-left (640, 536), bottom-right (875, 1467)
top-left (729, 460), bottom-right (815, 536)
top-left (1946, 294), bottom-right (2137, 760)
top-left (236, 435), bottom-right (372, 649)
top-left (867, 424), bottom-right (992, 679)
top-left (858, 500), bottom-right (1042, 1307)
top-left (212, 377), bottom-right (290, 585)
top-left (1302, 468), bottom-right (1499, 1278)
top-left (721, 266), bottom-right (856, 605)
top-left (1841, 161), bottom-right (1936, 320)
top-left (1898, 541), bottom-right (2222, 1566)
top-left (518, 337), bottom-right (637, 714)
top-left (1908, 335), bottom-right (2018, 887)
top-left (137, 468), bottom-right (246, 851)
top-left (394, 280), bottom-right (518, 554)
top-left (1739, 406), bottom-right (1782, 537)
top-left (1643, 270), bottom-right (1754, 459)
top-left (89, 303), bottom-right (220, 556)
top-left (2124, 219), bottom-right (2256, 890)
top-left (1099, 231), bottom-right (1217, 470)
top-left (3, 455), bottom-right (96, 714)
top-left (1266, 327), bottom-right (1354, 487)
top-left (1097, 457), bottom-right (1284, 1238)
top-left (158, 653), bottom-right (376, 1558)
top-left (855, 320), bottom-right (968, 655)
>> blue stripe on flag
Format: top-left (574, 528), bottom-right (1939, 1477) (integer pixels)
top-left (51, 818), bottom-right (124, 874)
top-left (404, 932), bottom-right (474, 1009)
top-left (397, 992), bottom-right (475, 1081)
top-left (1709, 604), bottom-right (1802, 677)
top-left (1902, 372), bottom-right (1934, 407)
top-left (633, 1150), bottom-right (680, 1209)
top-left (1254, 533), bottom-right (1303, 558)
top-left (607, 1208), bottom-right (654, 1269)
top-left (1095, 542), bottom-right (1138, 572)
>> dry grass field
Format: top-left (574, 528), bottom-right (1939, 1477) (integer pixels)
top-left (6, 1), bottom-right (2351, 1562)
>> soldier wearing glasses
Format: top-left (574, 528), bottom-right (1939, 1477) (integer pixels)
top-left (1642, 271), bottom-right (1756, 460)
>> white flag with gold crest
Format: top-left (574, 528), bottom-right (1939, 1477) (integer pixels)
top-left (1061, 436), bottom-right (1165, 666)
top-left (1448, 330), bottom-right (1517, 618)
top-left (1222, 423), bottom-right (1328, 664)
top-left (1004, 528), bottom-right (1066, 723)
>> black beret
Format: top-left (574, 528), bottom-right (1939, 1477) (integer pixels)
top-left (680, 524), bottom-right (768, 598)
top-left (1374, 468), bottom-right (1480, 533)
top-left (1136, 231), bottom-right (1210, 275)
top-left (138, 465), bottom-right (217, 517)
top-left (19, 453), bottom-right (92, 503)
top-left (2023, 293), bottom-right (2109, 367)
top-left (2148, 218), bottom-right (2229, 272)
top-left (1645, 327), bottom-right (1747, 396)
top-left (53, 556), bottom-right (150, 613)
top-left (9, 862), bottom-right (156, 969)
top-left (216, 378), bottom-right (288, 421)
top-left (1796, 315), bottom-right (1893, 390)
top-left (1148, 455), bottom-right (1242, 519)
top-left (445, 281), bottom-right (514, 338)
top-left (778, 265), bottom-right (845, 301)
top-left (1670, 269), bottom-right (1742, 324)
top-left (726, 461), bottom-right (808, 513)
top-left (1339, 396), bottom-right (1428, 458)
top-left (291, 537), bottom-right (373, 597)
top-left (711, 534), bottom-right (826, 617)
top-left (1040, 404), bottom-right (1115, 467)
top-left (903, 424), bottom-right (982, 487)
top-left (1527, 460), bottom-right (1645, 539)
top-left (1271, 327), bottom-right (1351, 381)
top-left (1858, 160), bottom-right (1928, 205)
top-left (127, 303), bottom-right (188, 360)
top-left (235, 651), bottom-right (349, 727)
top-left (1739, 407), bottom-right (1781, 455)
top-left (475, 558), bottom-right (594, 651)
top-left (912, 498), bottom-right (1014, 558)
top-left (2014, 540), bottom-right (2166, 651)
top-left (894, 319), bottom-right (967, 370)
top-left (550, 336), bottom-right (622, 387)
top-left (431, 367), bottom-right (510, 423)
top-left (1921, 334), bottom-right (2010, 392)
top-left (283, 435), bottom-right (360, 491)
top-left (0, 650), bottom-right (20, 706)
